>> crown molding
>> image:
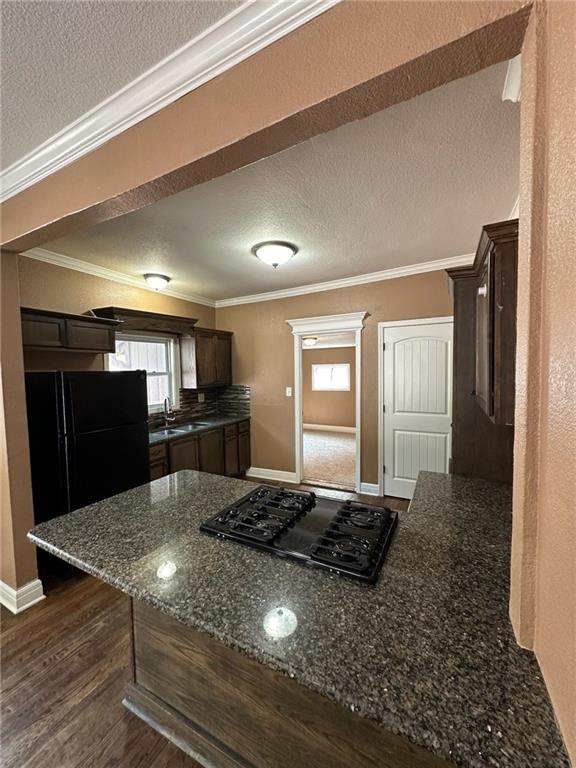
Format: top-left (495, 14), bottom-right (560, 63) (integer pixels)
top-left (23, 248), bottom-right (216, 308)
top-left (24, 248), bottom-right (475, 310)
top-left (215, 253), bottom-right (475, 307)
top-left (0, 0), bottom-right (341, 202)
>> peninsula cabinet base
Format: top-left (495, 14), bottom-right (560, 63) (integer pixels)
top-left (125, 600), bottom-right (452, 768)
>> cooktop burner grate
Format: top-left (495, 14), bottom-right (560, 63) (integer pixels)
top-left (200, 485), bottom-right (397, 583)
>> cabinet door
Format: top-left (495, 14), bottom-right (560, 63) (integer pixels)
top-left (150, 460), bottom-right (169, 480)
top-left (196, 333), bottom-right (217, 387)
top-left (493, 241), bottom-right (517, 425)
top-left (475, 260), bottom-right (493, 417)
top-left (238, 429), bottom-right (251, 475)
top-left (22, 314), bottom-right (66, 348)
top-left (215, 335), bottom-right (232, 386)
top-left (198, 429), bottom-right (224, 475)
top-left (66, 319), bottom-right (115, 352)
top-left (224, 435), bottom-right (239, 476)
top-left (169, 437), bottom-right (199, 472)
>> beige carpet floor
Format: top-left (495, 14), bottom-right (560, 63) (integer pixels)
top-left (303, 429), bottom-right (356, 489)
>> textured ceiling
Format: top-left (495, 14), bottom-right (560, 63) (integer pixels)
top-left (0, 0), bottom-right (242, 168)
top-left (43, 61), bottom-right (519, 301)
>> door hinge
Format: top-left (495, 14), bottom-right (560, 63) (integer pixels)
top-left (382, 464), bottom-right (386, 473)
top-left (382, 404), bottom-right (386, 413)
top-left (382, 342), bottom-right (386, 350)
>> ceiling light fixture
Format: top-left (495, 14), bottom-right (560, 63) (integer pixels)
top-left (303, 337), bottom-right (318, 347)
top-left (144, 273), bottom-right (171, 291)
top-left (252, 241), bottom-right (297, 268)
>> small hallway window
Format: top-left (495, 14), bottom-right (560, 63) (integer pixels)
top-left (108, 334), bottom-right (180, 411)
top-left (311, 363), bottom-right (351, 391)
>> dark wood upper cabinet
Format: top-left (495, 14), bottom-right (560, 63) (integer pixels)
top-left (446, 219), bottom-right (518, 484)
top-left (474, 260), bottom-right (491, 416)
top-left (215, 334), bottom-right (232, 385)
top-left (21, 307), bottom-right (120, 353)
top-left (90, 306), bottom-right (198, 335)
top-left (472, 221), bottom-right (518, 426)
top-left (181, 329), bottom-right (233, 389)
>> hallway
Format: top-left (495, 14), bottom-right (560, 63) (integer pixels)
top-left (303, 429), bottom-right (356, 489)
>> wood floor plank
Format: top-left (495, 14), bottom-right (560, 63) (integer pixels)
top-left (0, 574), bottom-right (201, 768)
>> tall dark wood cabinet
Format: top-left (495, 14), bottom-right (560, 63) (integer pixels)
top-left (447, 219), bottom-right (518, 484)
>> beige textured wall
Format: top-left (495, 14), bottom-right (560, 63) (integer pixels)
top-left (302, 348), bottom-right (356, 428)
top-left (18, 256), bottom-right (215, 326)
top-left (217, 271), bottom-right (452, 483)
top-left (0, 253), bottom-right (38, 589)
top-left (510, 2), bottom-right (576, 759)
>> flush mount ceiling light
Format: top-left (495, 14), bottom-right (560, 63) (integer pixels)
top-left (144, 273), bottom-right (171, 291)
top-left (303, 337), bottom-right (318, 347)
top-left (252, 241), bottom-right (298, 269)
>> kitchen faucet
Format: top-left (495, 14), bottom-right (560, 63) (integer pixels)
top-left (163, 397), bottom-right (176, 427)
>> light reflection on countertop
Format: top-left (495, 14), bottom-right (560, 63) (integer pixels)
top-left (262, 606), bottom-right (298, 639)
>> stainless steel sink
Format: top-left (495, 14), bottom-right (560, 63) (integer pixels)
top-left (152, 428), bottom-right (187, 437)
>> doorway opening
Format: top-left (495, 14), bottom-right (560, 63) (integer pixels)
top-left (302, 337), bottom-right (356, 490)
top-left (288, 313), bottom-right (366, 492)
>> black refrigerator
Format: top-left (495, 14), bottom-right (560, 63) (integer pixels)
top-left (25, 371), bottom-right (150, 573)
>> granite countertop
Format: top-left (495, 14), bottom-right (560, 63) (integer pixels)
top-left (28, 471), bottom-right (569, 768)
top-left (148, 415), bottom-right (249, 445)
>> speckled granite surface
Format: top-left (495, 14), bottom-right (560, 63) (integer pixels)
top-left (28, 471), bottom-right (569, 768)
top-left (148, 415), bottom-right (249, 446)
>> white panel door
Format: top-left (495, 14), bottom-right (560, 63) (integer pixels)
top-left (383, 321), bottom-right (453, 498)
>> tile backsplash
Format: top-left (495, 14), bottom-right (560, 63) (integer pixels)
top-left (148, 384), bottom-right (250, 428)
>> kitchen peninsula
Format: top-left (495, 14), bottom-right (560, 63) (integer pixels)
top-left (28, 471), bottom-right (569, 768)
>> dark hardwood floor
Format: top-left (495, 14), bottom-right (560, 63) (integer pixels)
top-left (0, 574), bottom-right (201, 768)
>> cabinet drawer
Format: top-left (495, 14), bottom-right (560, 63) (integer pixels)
top-left (149, 443), bottom-right (167, 462)
top-left (150, 460), bottom-right (169, 481)
top-left (224, 423), bottom-right (238, 438)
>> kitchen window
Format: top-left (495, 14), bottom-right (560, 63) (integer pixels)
top-left (108, 333), bottom-right (181, 411)
top-left (311, 363), bottom-right (351, 391)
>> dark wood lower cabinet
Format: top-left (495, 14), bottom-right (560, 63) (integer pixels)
top-left (238, 425), bottom-right (250, 475)
top-left (150, 459), bottom-right (169, 480)
top-left (198, 429), bottom-right (224, 475)
top-left (151, 420), bottom-right (250, 480)
top-left (168, 437), bottom-right (199, 473)
top-left (224, 435), bottom-right (239, 477)
top-left (126, 600), bottom-right (450, 768)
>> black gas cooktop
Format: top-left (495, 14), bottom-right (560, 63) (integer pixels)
top-left (200, 485), bottom-right (397, 583)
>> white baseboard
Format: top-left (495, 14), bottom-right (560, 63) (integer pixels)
top-left (0, 578), bottom-right (45, 614)
top-left (303, 424), bottom-right (356, 433)
top-left (246, 467), bottom-right (299, 484)
top-left (359, 483), bottom-right (380, 496)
